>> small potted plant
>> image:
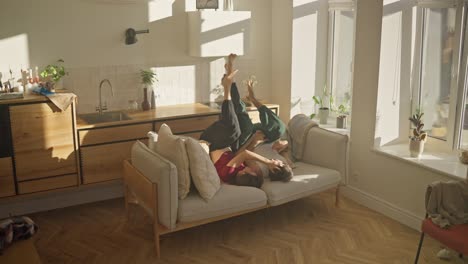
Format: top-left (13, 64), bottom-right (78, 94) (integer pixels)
top-left (40, 59), bottom-right (67, 91)
top-left (140, 69), bottom-right (158, 111)
top-left (312, 85), bottom-right (331, 125)
top-left (409, 109), bottom-right (427, 158)
top-left (335, 102), bottom-right (350, 129)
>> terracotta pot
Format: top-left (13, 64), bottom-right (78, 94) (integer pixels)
top-left (409, 139), bottom-right (425, 158)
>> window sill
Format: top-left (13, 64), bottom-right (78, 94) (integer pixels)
top-left (313, 117), bottom-right (350, 136)
top-left (373, 144), bottom-right (467, 181)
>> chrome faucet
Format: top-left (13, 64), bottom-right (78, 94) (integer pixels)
top-left (97, 79), bottom-right (114, 115)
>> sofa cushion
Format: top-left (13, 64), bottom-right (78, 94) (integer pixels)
top-left (185, 137), bottom-right (220, 200)
top-left (155, 124), bottom-right (191, 200)
top-left (131, 141), bottom-right (178, 229)
top-left (178, 184), bottom-right (267, 223)
top-left (261, 162), bottom-right (340, 206)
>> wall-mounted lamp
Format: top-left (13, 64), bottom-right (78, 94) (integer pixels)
top-left (125, 28), bottom-right (149, 45)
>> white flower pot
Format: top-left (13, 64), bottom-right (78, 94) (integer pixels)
top-left (319, 108), bottom-right (329, 125)
top-left (409, 139), bottom-right (425, 158)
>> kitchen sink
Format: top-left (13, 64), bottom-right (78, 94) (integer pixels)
top-left (79, 111), bottom-right (131, 124)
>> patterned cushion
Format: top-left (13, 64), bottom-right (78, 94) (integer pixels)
top-left (185, 138), bottom-right (220, 200)
top-left (155, 124), bottom-right (191, 199)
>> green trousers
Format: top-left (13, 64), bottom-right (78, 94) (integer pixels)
top-left (230, 83), bottom-right (285, 152)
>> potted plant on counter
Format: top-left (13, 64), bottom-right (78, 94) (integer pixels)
top-left (140, 69), bottom-right (158, 111)
top-left (312, 85), bottom-right (331, 125)
top-left (40, 59), bottom-right (67, 91)
top-left (409, 109), bottom-right (427, 158)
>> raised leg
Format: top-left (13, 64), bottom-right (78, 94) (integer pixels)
top-left (414, 232), bottom-right (425, 264)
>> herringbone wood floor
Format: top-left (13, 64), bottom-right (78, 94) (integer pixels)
top-left (32, 190), bottom-right (465, 264)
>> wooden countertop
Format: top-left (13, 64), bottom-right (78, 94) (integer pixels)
top-left (0, 94), bottom-right (48, 105)
top-left (76, 103), bottom-right (279, 130)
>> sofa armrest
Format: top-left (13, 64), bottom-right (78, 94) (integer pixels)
top-left (300, 127), bottom-right (348, 181)
top-left (130, 141), bottom-right (178, 229)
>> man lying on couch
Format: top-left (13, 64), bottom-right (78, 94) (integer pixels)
top-left (200, 54), bottom-right (292, 188)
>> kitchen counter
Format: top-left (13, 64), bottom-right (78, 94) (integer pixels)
top-left (76, 103), bottom-right (279, 130)
top-left (0, 94), bottom-right (48, 105)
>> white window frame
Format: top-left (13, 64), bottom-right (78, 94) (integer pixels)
top-left (454, 1), bottom-right (468, 149)
top-left (410, 0), bottom-right (465, 151)
top-left (326, 0), bottom-right (355, 116)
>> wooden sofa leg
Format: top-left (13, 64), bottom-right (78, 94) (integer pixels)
top-left (335, 185), bottom-right (340, 207)
top-left (153, 220), bottom-right (161, 258)
top-left (124, 185), bottom-right (130, 220)
top-left (151, 184), bottom-right (161, 258)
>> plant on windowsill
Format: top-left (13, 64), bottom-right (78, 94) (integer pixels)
top-left (140, 69), bottom-right (158, 111)
top-left (409, 109), bottom-right (427, 158)
top-left (335, 102), bottom-right (350, 129)
top-left (40, 59), bottom-right (67, 91)
top-left (312, 85), bottom-right (331, 125)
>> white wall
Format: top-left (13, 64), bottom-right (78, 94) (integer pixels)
top-left (272, 0), bottom-right (293, 122)
top-left (0, 0), bottom-right (273, 113)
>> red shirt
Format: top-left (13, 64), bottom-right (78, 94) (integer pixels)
top-left (214, 151), bottom-right (245, 183)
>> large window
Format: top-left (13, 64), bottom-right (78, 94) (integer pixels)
top-left (413, 7), bottom-right (457, 141)
top-left (328, 8), bottom-right (355, 108)
top-left (376, 0), bottom-right (468, 150)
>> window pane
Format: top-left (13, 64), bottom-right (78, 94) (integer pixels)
top-left (418, 7), bottom-right (456, 140)
top-left (461, 90), bottom-right (468, 148)
top-left (330, 10), bottom-right (354, 107)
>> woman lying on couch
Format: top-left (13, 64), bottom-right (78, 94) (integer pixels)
top-left (200, 54), bottom-right (292, 188)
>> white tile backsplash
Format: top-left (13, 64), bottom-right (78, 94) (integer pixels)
top-left (64, 59), bottom-right (260, 114)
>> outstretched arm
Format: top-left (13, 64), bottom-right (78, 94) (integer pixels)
top-left (227, 149), bottom-right (282, 172)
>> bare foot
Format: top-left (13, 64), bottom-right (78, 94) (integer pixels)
top-left (225, 53), bottom-right (237, 75)
top-left (247, 80), bottom-right (256, 102)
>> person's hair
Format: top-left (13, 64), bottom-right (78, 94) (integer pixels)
top-left (269, 165), bottom-right (293, 182)
top-left (234, 173), bottom-right (264, 188)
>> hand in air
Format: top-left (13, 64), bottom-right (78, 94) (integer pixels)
top-left (268, 159), bottom-right (284, 172)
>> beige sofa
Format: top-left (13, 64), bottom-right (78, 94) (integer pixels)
top-left (123, 116), bottom-right (348, 257)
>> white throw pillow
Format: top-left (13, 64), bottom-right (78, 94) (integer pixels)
top-left (155, 124), bottom-right (191, 199)
top-left (185, 138), bottom-right (220, 200)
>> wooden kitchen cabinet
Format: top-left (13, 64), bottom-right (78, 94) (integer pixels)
top-left (81, 141), bottom-right (135, 184)
top-left (9, 102), bottom-right (78, 182)
top-left (79, 122), bottom-right (152, 184)
top-left (77, 104), bottom-right (279, 185)
top-left (0, 157), bottom-right (15, 197)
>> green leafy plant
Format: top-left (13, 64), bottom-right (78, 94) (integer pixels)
top-left (409, 108), bottom-right (427, 141)
top-left (40, 59), bottom-right (66, 82)
top-left (312, 85), bottom-right (331, 110)
top-left (309, 113), bottom-right (316, 119)
top-left (334, 98), bottom-right (350, 118)
top-left (140, 69), bottom-right (158, 86)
